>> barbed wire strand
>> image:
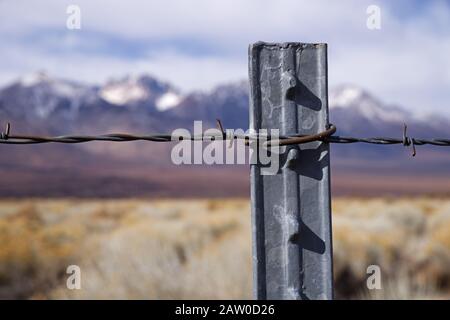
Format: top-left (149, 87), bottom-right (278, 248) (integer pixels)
top-left (1, 121), bottom-right (450, 157)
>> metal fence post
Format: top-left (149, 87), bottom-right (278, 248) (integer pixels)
top-left (249, 42), bottom-right (333, 300)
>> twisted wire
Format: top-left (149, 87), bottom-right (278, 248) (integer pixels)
top-left (1, 121), bottom-right (450, 156)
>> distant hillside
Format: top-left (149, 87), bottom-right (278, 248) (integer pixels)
top-left (0, 72), bottom-right (450, 197)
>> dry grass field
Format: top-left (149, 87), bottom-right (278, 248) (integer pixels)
top-left (0, 197), bottom-right (448, 299)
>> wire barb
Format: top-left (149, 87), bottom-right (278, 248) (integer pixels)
top-left (216, 119), bottom-right (225, 140)
top-left (402, 123), bottom-right (416, 157)
top-left (216, 118), bottom-right (233, 148)
top-left (0, 122), bottom-right (10, 140)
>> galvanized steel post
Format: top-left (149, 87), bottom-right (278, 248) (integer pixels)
top-left (249, 42), bottom-right (333, 300)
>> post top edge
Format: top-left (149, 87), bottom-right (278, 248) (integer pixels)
top-left (249, 41), bottom-right (327, 50)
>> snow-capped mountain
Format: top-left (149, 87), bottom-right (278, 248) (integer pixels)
top-left (0, 72), bottom-right (184, 124)
top-left (99, 75), bottom-right (182, 111)
top-left (327, 84), bottom-right (450, 141)
top-left (168, 81), bottom-right (249, 129)
top-left (1, 72), bottom-right (450, 197)
top-left (329, 85), bottom-right (410, 124)
top-left (0, 71), bottom-right (97, 120)
top-left (1, 73), bottom-right (448, 137)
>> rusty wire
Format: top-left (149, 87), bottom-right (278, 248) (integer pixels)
top-left (1, 121), bottom-right (450, 157)
top-left (324, 124), bottom-right (450, 156)
top-left (0, 120), bottom-right (335, 146)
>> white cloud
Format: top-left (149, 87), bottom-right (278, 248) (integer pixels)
top-left (0, 0), bottom-right (364, 42)
top-left (0, 44), bottom-right (247, 92)
top-left (0, 0), bottom-right (449, 114)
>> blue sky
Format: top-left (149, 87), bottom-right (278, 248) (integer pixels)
top-left (0, 0), bottom-right (449, 115)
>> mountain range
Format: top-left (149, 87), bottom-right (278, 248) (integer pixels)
top-left (0, 72), bottom-right (449, 197)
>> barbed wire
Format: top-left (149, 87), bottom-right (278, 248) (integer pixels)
top-left (325, 124), bottom-right (450, 156)
top-left (1, 121), bottom-right (450, 157)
